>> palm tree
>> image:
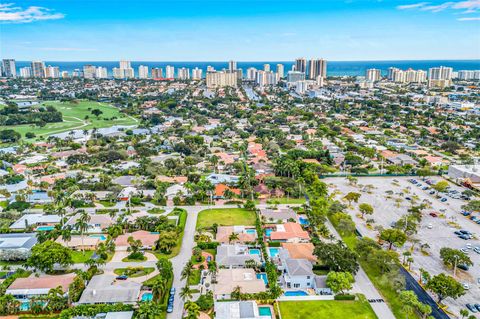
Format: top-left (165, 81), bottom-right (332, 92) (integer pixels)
top-left (185, 301), bottom-right (200, 319)
top-left (181, 261), bottom-right (193, 280)
top-left (179, 286), bottom-right (193, 301)
top-left (61, 227), bottom-right (72, 248)
top-left (228, 232), bottom-right (239, 243)
top-left (152, 276), bottom-right (167, 302)
top-left (75, 211), bottom-right (91, 254)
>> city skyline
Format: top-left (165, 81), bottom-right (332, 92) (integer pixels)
top-left (1, 0), bottom-right (480, 61)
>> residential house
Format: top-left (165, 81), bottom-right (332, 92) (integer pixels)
top-left (78, 274), bottom-right (141, 304)
top-left (0, 233), bottom-right (38, 260)
top-left (216, 244), bottom-right (262, 268)
top-left (115, 230), bottom-right (159, 250)
top-left (214, 268), bottom-right (266, 300)
top-left (267, 222), bottom-right (310, 243)
top-left (66, 214), bottom-right (114, 233)
top-left (259, 208), bottom-right (297, 224)
top-left (216, 226), bottom-right (257, 244)
top-left (55, 235), bottom-right (100, 250)
top-left (214, 301), bottom-right (271, 319)
top-left (6, 273), bottom-right (76, 301)
top-left (9, 213), bottom-right (61, 230)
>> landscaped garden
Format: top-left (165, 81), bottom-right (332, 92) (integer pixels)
top-left (196, 208), bottom-right (256, 229)
top-left (113, 267), bottom-right (155, 278)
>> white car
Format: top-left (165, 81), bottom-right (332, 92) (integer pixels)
top-left (427, 223), bottom-right (433, 229)
top-left (462, 283), bottom-right (470, 290)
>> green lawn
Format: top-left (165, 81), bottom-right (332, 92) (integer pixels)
top-left (188, 268), bottom-right (202, 285)
top-left (113, 267), bottom-right (155, 277)
top-left (71, 250), bottom-right (94, 263)
top-left (196, 208), bottom-right (256, 229)
top-left (334, 231), bottom-right (416, 319)
top-left (1, 100), bottom-right (138, 140)
top-left (279, 298), bottom-right (378, 319)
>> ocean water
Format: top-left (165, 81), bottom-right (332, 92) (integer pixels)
top-left (15, 60), bottom-right (480, 77)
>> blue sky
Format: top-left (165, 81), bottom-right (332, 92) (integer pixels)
top-left (1, 0), bottom-right (479, 61)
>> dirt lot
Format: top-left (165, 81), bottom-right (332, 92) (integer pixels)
top-left (324, 176), bottom-right (480, 318)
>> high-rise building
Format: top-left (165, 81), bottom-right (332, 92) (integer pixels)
top-left (405, 69), bottom-right (426, 83)
top-left (119, 60), bottom-right (131, 69)
top-left (19, 67), bottom-right (32, 78)
top-left (207, 65), bottom-right (215, 72)
top-left (428, 66), bottom-right (453, 88)
top-left (72, 69), bottom-right (81, 77)
top-left (165, 65), bottom-right (175, 79)
top-left (263, 64), bottom-right (271, 72)
top-left (192, 67), bottom-right (202, 80)
top-left (256, 70), bottom-right (277, 86)
top-left (206, 71), bottom-right (238, 88)
top-left (295, 58), bottom-right (307, 73)
top-left (366, 68), bottom-right (381, 82)
top-left (287, 71), bottom-right (305, 83)
top-left (228, 60), bottom-right (237, 72)
top-left (83, 65), bottom-right (97, 79)
top-left (31, 61), bottom-right (46, 78)
top-left (138, 65), bottom-right (149, 79)
top-left (178, 67), bottom-right (190, 80)
top-left (45, 65), bottom-right (60, 78)
top-left (387, 67), bottom-right (400, 81)
top-left (308, 58), bottom-right (327, 80)
top-left (95, 67), bottom-right (108, 79)
top-left (113, 67), bottom-right (125, 79)
top-left (151, 68), bottom-right (163, 79)
top-left (246, 68), bottom-right (257, 81)
top-left (276, 64), bottom-right (284, 79)
top-left (61, 71), bottom-right (69, 78)
top-left (2, 59), bottom-right (16, 77)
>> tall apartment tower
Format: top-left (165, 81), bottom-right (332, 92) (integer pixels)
top-left (308, 58), bottom-right (327, 80)
top-left (2, 59), bottom-right (16, 77)
top-left (295, 58), bottom-right (307, 74)
top-left (138, 65), bottom-right (149, 79)
top-left (83, 65), bottom-right (97, 79)
top-left (165, 65), bottom-right (175, 79)
top-left (228, 60), bottom-right (237, 72)
top-left (366, 68), bottom-right (381, 82)
top-left (264, 64), bottom-right (271, 72)
top-left (31, 61), bottom-right (46, 78)
top-left (276, 64), bottom-right (284, 79)
top-left (151, 68), bottom-right (163, 79)
top-left (20, 67), bottom-right (32, 78)
top-left (192, 67), bottom-right (203, 80)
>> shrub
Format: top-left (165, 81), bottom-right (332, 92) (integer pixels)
top-left (334, 294), bottom-right (356, 300)
top-left (196, 242), bottom-right (219, 250)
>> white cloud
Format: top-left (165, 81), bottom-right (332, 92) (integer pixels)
top-left (0, 3), bottom-right (64, 23)
top-left (397, 2), bottom-right (430, 9)
top-left (457, 16), bottom-right (480, 19)
top-left (397, 0), bottom-right (480, 13)
top-left (39, 47), bottom-right (97, 52)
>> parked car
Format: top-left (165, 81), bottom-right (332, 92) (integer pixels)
top-left (429, 190), bottom-right (436, 195)
top-left (422, 186), bottom-right (429, 190)
top-left (462, 211), bottom-right (471, 216)
top-left (458, 264), bottom-right (469, 271)
top-left (475, 304), bottom-right (480, 312)
top-left (459, 230), bottom-right (472, 235)
top-left (116, 275), bottom-right (128, 280)
top-left (459, 235), bottom-right (470, 240)
top-left (454, 231), bottom-right (463, 236)
top-left (440, 198), bottom-right (447, 202)
top-left (475, 247), bottom-right (480, 254)
top-left (466, 304), bottom-right (478, 313)
top-left (462, 283), bottom-right (470, 290)
top-left (429, 212), bottom-right (438, 217)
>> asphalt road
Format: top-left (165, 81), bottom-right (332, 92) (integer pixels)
top-left (400, 267), bottom-right (450, 319)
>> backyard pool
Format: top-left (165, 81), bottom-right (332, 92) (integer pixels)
top-left (245, 229), bottom-right (257, 235)
top-left (89, 234), bottom-right (106, 240)
top-left (141, 292), bottom-right (153, 301)
top-left (299, 217), bottom-right (309, 225)
top-left (264, 229), bottom-right (273, 237)
top-left (256, 273), bottom-right (268, 285)
top-left (259, 306), bottom-right (272, 317)
top-left (249, 249), bottom-right (261, 255)
top-left (36, 226), bottom-right (54, 231)
top-left (283, 290), bottom-right (308, 296)
top-left (268, 247), bottom-right (280, 258)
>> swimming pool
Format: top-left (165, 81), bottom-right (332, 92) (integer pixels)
top-left (283, 290), bottom-right (308, 296)
top-left (36, 226), bottom-right (54, 231)
top-left (264, 229), bottom-right (273, 237)
top-left (249, 249), bottom-right (261, 255)
top-left (299, 217), bottom-right (309, 225)
top-left (89, 234), bottom-right (106, 240)
top-left (245, 229), bottom-right (256, 235)
top-left (141, 292), bottom-right (153, 301)
top-left (268, 247), bottom-right (280, 258)
top-left (256, 273), bottom-right (268, 285)
top-left (259, 306), bottom-right (272, 317)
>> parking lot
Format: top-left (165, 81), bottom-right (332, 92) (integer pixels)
top-left (324, 176), bottom-right (480, 318)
